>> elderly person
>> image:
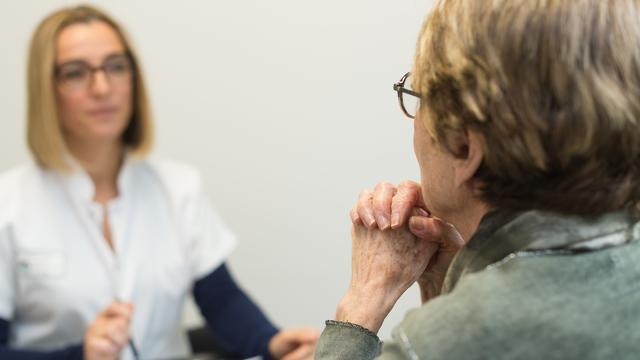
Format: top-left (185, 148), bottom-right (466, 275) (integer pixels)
top-left (316, 0), bottom-right (640, 358)
top-left (0, 5), bottom-right (317, 360)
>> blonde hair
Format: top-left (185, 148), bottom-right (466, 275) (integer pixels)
top-left (27, 4), bottom-right (153, 170)
top-left (412, 0), bottom-right (640, 216)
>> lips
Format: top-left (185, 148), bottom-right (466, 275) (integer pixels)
top-left (87, 106), bottom-right (117, 117)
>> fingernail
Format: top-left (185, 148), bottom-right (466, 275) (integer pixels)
top-left (365, 216), bottom-right (375, 228)
top-left (416, 208), bottom-right (430, 217)
top-left (350, 212), bottom-right (360, 223)
top-left (378, 216), bottom-right (390, 230)
top-left (410, 218), bottom-right (425, 232)
top-left (391, 214), bottom-right (400, 228)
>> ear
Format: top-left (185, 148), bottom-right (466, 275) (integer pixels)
top-left (452, 129), bottom-right (484, 188)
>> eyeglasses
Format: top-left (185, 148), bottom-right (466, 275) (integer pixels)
top-left (55, 54), bottom-right (133, 92)
top-left (393, 72), bottom-right (421, 119)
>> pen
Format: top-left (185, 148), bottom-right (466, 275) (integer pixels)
top-left (115, 297), bottom-right (140, 360)
top-left (128, 337), bottom-right (140, 360)
top-left (114, 259), bottom-right (139, 359)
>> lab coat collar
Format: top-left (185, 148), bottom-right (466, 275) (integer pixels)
top-left (58, 151), bottom-right (137, 206)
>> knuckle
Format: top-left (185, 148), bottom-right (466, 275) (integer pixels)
top-left (393, 191), bottom-right (410, 201)
top-left (358, 196), bottom-right (370, 208)
top-left (399, 179), bottom-right (418, 188)
top-left (357, 206), bottom-right (368, 216)
top-left (373, 181), bottom-right (390, 191)
top-left (372, 198), bottom-right (386, 210)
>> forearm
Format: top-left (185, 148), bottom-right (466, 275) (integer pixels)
top-left (193, 264), bottom-right (278, 359)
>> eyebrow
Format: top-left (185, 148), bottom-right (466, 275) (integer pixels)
top-left (55, 52), bottom-right (128, 67)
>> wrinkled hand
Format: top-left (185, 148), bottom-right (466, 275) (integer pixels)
top-left (84, 301), bottom-right (133, 360)
top-left (351, 181), bottom-right (427, 230)
top-left (351, 181), bottom-right (464, 302)
top-left (335, 221), bottom-right (439, 333)
top-left (269, 327), bottom-right (320, 360)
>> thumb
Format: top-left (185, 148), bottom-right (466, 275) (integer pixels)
top-left (269, 328), bottom-right (321, 358)
top-left (289, 328), bottom-right (320, 343)
top-left (408, 216), bottom-right (464, 250)
top-left (408, 216), bottom-right (442, 240)
top-left (102, 301), bottom-right (132, 320)
top-left (280, 328), bottom-right (320, 345)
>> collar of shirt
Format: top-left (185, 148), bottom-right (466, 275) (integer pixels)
top-left (56, 152), bottom-right (136, 209)
top-left (443, 209), bottom-right (638, 294)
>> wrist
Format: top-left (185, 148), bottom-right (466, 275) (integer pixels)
top-left (266, 335), bottom-right (278, 360)
top-left (334, 286), bottom-right (399, 334)
top-left (263, 326), bottom-right (281, 360)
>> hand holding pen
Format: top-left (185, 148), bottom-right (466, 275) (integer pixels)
top-left (84, 301), bottom-right (134, 360)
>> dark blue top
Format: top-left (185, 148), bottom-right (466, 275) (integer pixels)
top-left (0, 263), bottom-right (278, 359)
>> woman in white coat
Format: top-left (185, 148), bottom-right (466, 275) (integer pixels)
top-left (0, 5), bottom-right (317, 360)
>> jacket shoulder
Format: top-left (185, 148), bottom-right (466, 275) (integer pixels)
top-left (141, 157), bottom-right (204, 204)
top-left (392, 248), bottom-right (640, 359)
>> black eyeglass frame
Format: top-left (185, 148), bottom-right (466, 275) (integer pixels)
top-left (393, 72), bottom-right (421, 119)
top-left (54, 53), bottom-right (134, 91)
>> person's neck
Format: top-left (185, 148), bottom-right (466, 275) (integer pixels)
top-left (66, 138), bottom-right (124, 205)
top-left (449, 200), bottom-right (491, 244)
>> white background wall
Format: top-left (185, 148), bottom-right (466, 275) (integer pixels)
top-left (0, 0), bottom-right (434, 341)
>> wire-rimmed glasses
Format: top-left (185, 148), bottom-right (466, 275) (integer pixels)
top-left (393, 72), bottom-right (421, 119)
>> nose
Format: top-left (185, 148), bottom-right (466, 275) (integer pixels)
top-left (88, 69), bottom-right (112, 97)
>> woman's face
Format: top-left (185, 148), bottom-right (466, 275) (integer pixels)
top-left (413, 113), bottom-right (461, 221)
top-left (55, 20), bottom-right (133, 146)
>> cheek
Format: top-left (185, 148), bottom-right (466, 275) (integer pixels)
top-left (57, 91), bottom-right (85, 128)
top-left (419, 167), bottom-right (445, 216)
top-left (414, 141), bottom-right (435, 206)
top-left (117, 85), bottom-right (134, 119)
top-left (119, 83), bottom-right (133, 103)
top-left (415, 144), bottom-right (456, 215)
top-left (413, 119), bottom-right (434, 173)
top-left (413, 121), bottom-right (424, 165)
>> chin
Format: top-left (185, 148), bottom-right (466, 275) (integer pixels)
top-left (88, 120), bottom-right (129, 138)
top-left (85, 127), bottom-right (126, 143)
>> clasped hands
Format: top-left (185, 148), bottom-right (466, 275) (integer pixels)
top-left (336, 181), bottom-right (464, 333)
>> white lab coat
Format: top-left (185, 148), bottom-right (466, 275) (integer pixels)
top-left (0, 156), bottom-right (236, 359)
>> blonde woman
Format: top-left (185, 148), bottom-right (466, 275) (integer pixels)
top-left (0, 5), bottom-right (317, 360)
top-left (317, 0), bottom-right (640, 358)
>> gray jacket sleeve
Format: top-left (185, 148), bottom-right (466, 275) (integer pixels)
top-left (315, 320), bottom-right (418, 360)
top-left (315, 320), bottom-right (382, 360)
top-left (313, 268), bottom-right (542, 360)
